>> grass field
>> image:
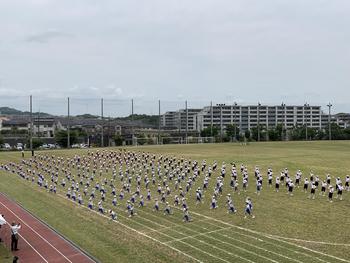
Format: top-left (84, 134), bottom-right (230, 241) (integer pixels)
top-left (0, 141), bottom-right (349, 263)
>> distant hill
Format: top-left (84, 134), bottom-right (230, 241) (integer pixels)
top-left (0, 107), bottom-right (51, 116)
top-left (75, 114), bottom-right (99, 119)
top-left (115, 114), bottom-right (159, 127)
top-left (0, 107), bottom-right (158, 127)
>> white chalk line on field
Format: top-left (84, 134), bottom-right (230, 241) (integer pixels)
top-left (55, 189), bottom-right (264, 263)
top-left (108, 204), bottom-right (258, 263)
top-left (183, 216), bottom-right (328, 263)
top-left (164, 226), bottom-right (233, 244)
top-left (13, 174), bottom-right (331, 263)
top-left (57, 193), bottom-right (203, 263)
top-left (4, 165), bottom-right (348, 262)
top-left (127, 205), bottom-right (288, 263)
top-left (180, 207), bottom-right (350, 263)
top-left (167, 206), bottom-right (332, 263)
top-left (266, 234), bottom-right (350, 247)
top-left (108, 200), bottom-right (321, 263)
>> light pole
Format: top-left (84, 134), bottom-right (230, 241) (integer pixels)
top-left (304, 103), bottom-right (309, 140)
top-left (257, 102), bottom-right (261, 141)
top-left (327, 103), bottom-right (332, 140)
top-left (234, 102), bottom-right (237, 141)
top-left (281, 103), bottom-right (286, 141)
top-left (220, 104), bottom-right (223, 142)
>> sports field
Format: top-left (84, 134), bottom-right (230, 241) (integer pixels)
top-left (0, 141), bottom-right (349, 263)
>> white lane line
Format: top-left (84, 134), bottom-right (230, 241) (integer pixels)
top-left (267, 234), bottom-right (350, 247)
top-left (0, 200), bottom-right (73, 263)
top-left (4, 222), bottom-right (49, 263)
top-left (113, 205), bottom-right (280, 263)
top-left (179, 208), bottom-right (350, 263)
top-left (164, 227), bottom-right (233, 244)
top-left (58, 193), bottom-right (202, 263)
top-left (135, 206), bottom-right (298, 263)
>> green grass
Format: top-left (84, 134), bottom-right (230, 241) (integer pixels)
top-left (0, 243), bottom-right (13, 263)
top-left (0, 141), bottom-right (349, 263)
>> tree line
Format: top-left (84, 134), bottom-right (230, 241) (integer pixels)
top-left (200, 123), bottom-right (350, 142)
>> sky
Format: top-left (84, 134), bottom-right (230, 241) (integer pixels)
top-left (0, 0), bottom-right (349, 116)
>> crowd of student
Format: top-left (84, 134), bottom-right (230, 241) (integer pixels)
top-left (0, 149), bottom-right (348, 223)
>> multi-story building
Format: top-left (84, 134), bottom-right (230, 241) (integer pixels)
top-left (161, 109), bottom-right (202, 132)
top-left (162, 104), bottom-right (329, 133)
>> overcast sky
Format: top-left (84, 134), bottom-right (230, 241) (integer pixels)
top-left (0, 0), bottom-right (349, 116)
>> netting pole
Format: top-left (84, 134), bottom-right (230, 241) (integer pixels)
top-left (67, 97), bottom-right (70, 148)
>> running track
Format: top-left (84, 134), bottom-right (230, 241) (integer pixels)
top-left (0, 193), bottom-right (97, 263)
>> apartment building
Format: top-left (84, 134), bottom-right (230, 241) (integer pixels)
top-left (162, 104), bottom-right (328, 133)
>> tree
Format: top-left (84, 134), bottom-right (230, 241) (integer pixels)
top-left (113, 135), bottom-right (123, 146)
top-left (0, 135), bottom-right (3, 145)
top-left (32, 138), bottom-right (43, 149)
top-left (244, 130), bottom-right (251, 140)
top-left (200, 125), bottom-right (219, 137)
top-left (325, 123), bottom-right (346, 140)
top-left (225, 124), bottom-right (239, 141)
top-left (55, 130), bottom-right (78, 147)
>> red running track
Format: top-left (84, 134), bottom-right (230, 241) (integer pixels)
top-left (0, 193), bottom-right (97, 263)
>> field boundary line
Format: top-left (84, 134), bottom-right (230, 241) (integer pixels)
top-left (115, 204), bottom-right (283, 263)
top-left (172, 206), bottom-right (350, 263)
top-left (56, 192), bottom-right (203, 263)
top-left (266, 234), bottom-right (350, 247)
top-left (57, 192), bottom-right (261, 263)
top-left (164, 226), bottom-right (232, 244)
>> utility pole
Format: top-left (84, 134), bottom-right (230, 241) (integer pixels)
top-left (304, 103), bottom-right (309, 140)
top-left (210, 101), bottom-right (213, 137)
top-left (234, 102), bottom-right (237, 141)
top-left (185, 100), bottom-right (188, 144)
top-left (101, 98), bottom-right (104, 147)
top-left (131, 99), bottom-right (134, 145)
top-left (67, 97), bottom-right (70, 148)
top-left (158, 100), bottom-right (161, 145)
top-left (257, 102), bottom-right (261, 142)
top-left (29, 95), bottom-right (33, 156)
top-left (220, 104), bottom-right (223, 142)
top-left (327, 103), bottom-right (332, 140)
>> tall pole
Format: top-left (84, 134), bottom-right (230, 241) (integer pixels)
top-left (234, 102), bottom-right (237, 141)
top-left (257, 102), bottom-right (261, 142)
top-left (158, 100), bottom-right (161, 145)
top-left (131, 99), bottom-right (134, 145)
top-left (101, 98), bottom-right (104, 147)
top-left (210, 101), bottom-right (213, 137)
top-left (67, 97), bottom-right (70, 148)
top-left (304, 103), bottom-right (309, 140)
top-left (37, 110), bottom-right (40, 138)
top-left (185, 100), bottom-right (188, 144)
top-left (327, 103), bottom-right (332, 140)
top-left (284, 103), bottom-right (287, 141)
top-left (220, 104), bottom-right (223, 142)
top-left (29, 95), bottom-right (33, 156)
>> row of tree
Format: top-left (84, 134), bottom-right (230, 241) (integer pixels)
top-left (201, 123), bottom-right (350, 142)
